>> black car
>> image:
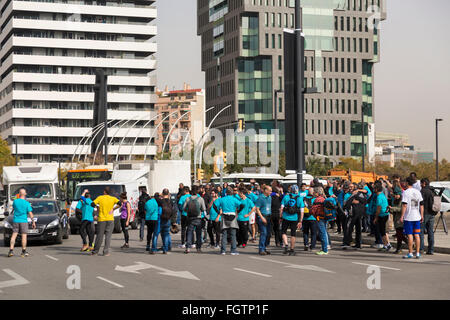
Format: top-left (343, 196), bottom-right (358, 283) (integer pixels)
top-left (3, 200), bottom-right (69, 246)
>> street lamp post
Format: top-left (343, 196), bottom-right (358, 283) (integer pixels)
top-left (295, 0), bottom-right (305, 188)
top-left (361, 104), bottom-right (366, 172)
top-left (436, 118), bottom-right (443, 181)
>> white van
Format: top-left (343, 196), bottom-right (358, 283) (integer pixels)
top-left (1, 163), bottom-right (60, 219)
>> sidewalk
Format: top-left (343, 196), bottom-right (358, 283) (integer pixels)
top-left (327, 213), bottom-right (450, 254)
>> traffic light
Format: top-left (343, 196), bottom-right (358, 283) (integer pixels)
top-left (197, 168), bottom-right (204, 180)
top-left (238, 118), bottom-right (245, 132)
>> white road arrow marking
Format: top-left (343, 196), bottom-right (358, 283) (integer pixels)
top-left (0, 269), bottom-right (30, 292)
top-left (233, 268), bottom-right (272, 278)
top-left (115, 262), bottom-right (200, 281)
top-left (352, 262), bottom-right (400, 271)
top-left (250, 256), bottom-right (335, 274)
top-left (96, 276), bottom-right (124, 288)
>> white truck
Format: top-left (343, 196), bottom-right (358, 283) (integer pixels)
top-left (1, 162), bottom-right (60, 220)
top-left (68, 160), bottom-right (191, 234)
top-left (431, 181), bottom-right (450, 213)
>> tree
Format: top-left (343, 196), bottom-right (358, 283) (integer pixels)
top-left (0, 139), bottom-right (15, 175)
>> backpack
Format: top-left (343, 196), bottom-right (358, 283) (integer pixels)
top-left (324, 198), bottom-right (337, 221)
top-left (310, 196), bottom-right (325, 219)
top-left (432, 195), bottom-right (441, 215)
top-left (138, 193), bottom-right (150, 218)
top-left (284, 195), bottom-right (300, 215)
top-left (186, 197), bottom-right (201, 218)
top-left (161, 198), bottom-right (175, 221)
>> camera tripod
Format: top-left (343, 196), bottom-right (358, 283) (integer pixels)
top-left (434, 212), bottom-right (448, 235)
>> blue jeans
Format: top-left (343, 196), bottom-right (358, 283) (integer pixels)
top-left (420, 215), bottom-right (435, 253)
top-left (221, 228), bottom-right (237, 253)
top-left (139, 217), bottom-right (146, 240)
top-left (160, 219), bottom-right (171, 253)
top-left (186, 218), bottom-right (202, 249)
top-left (369, 214), bottom-right (383, 244)
top-left (152, 216), bottom-right (161, 252)
top-left (256, 215), bottom-right (271, 253)
top-left (317, 219), bottom-right (328, 253)
top-left (176, 208), bottom-right (181, 225)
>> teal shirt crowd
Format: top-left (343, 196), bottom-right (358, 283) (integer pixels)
top-left (281, 193), bottom-right (304, 221)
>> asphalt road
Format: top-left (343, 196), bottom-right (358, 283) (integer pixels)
top-left (0, 224), bottom-right (449, 300)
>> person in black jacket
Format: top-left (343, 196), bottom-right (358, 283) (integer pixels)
top-left (420, 178), bottom-right (436, 254)
top-left (159, 188), bottom-right (177, 254)
top-left (343, 183), bottom-right (368, 249)
top-left (270, 186), bottom-right (283, 247)
top-left (137, 187), bottom-right (150, 241)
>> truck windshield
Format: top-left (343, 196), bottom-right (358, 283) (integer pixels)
top-left (74, 184), bottom-right (124, 201)
top-left (10, 184), bottom-right (53, 200)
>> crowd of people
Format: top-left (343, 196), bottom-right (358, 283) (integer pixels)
top-left (7, 172), bottom-right (439, 259)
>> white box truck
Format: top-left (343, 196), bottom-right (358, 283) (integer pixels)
top-left (147, 160), bottom-right (191, 195)
top-left (1, 163), bottom-right (60, 219)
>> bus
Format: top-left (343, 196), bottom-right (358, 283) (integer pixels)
top-left (66, 169), bottom-right (112, 201)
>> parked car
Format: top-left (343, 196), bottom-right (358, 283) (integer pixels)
top-left (3, 200), bottom-right (69, 246)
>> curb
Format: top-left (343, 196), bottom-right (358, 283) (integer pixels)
top-left (295, 230), bottom-right (450, 255)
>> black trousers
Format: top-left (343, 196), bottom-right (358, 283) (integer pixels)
top-left (120, 218), bottom-right (129, 244)
top-left (336, 206), bottom-right (347, 236)
top-left (269, 215), bottom-right (282, 246)
top-left (79, 220), bottom-right (94, 246)
top-left (145, 220), bottom-right (157, 246)
top-left (181, 215), bottom-right (188, 245)
top-left (344, 214), bottom-right (362, 247)
top-left (237, 221), bottom-right (249, 246)
top-left (207, 220), bottom-right (221, 246)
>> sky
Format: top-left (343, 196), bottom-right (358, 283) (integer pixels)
top-left (156, 0), bottom-right (450, 160)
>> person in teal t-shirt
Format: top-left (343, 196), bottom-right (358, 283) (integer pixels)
top-left (237, 187), bottom-right (255, 248)
top-left (177, 186), bottom-right (191, 247)
top-left (374, 184), bottom-right (392, 252)
top-left (8, 188), bottom-right (35, 258)
top-left (279, 185), bottom-right (304, 255)
top-left (78, 189), bottom-right (95, 252)
top-left (206, 189), bottom-right (221, 248)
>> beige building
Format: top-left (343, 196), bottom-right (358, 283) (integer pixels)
top-left (155, 84), bottom-right (205, 154)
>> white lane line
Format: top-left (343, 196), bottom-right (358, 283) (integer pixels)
top-left (250, 256), bottom-right (292, 266)
top-left (233, 268), bottom-right (272, 278)
top-left (96, 276), bottom-right (124, 288)
top-left (45, 255), bottom-right (59, 261)
top-left (250, 256), bottom-right (335, 273)
top-left (352, 262), bottom-right (401, 271)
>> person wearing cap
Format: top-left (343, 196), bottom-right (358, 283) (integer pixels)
top-left (279, 185), bottom-right (304, 255)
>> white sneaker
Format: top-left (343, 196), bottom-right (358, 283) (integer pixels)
top-left (376, 244), bottom-right (384, 249)
top-left (215, 245), bottom-right (221, 250)
top-left (178, 244), bottom-right (186, 249)
top-left (191, 244), bottom-right (196, 249)
top-left (327, 245), bottom-right (331, 250)
top-left (231, 252), bottom-right (239, 256)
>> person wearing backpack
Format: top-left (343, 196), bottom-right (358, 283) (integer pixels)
top-left (279, 185), bottom-right (304, 256)
top-left (302, 188), bottom-right (317, 252)
top-left (310, 187), bottom-right (329, 255)
top-left (270, 186), bottom-right (283, 247)
top-left (183, 185), bottom-right (206, 254)
top-left (420, 178), bottom-right (437, 255)
top-left (178, 186), bottom-right (191, 248)
top-left (137, 188), bottom-right (150, 242)
top-left (159, 189), bottom-right (177, 254)
top-left (237, 187), bottom-right (255, 249)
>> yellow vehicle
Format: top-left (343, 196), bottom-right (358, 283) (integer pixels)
top-left (325, 169), bottom-right (388, 184)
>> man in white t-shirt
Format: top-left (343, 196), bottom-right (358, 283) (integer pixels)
top-left (400, 177), bottom-right (424, 259)
top-left (410, 172), bottom-right (421, 191)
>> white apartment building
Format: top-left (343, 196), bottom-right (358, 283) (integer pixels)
top-left (0, 0), bottom-right (158, 163)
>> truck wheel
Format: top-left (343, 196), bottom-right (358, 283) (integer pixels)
top-left (113, 218), bottom-right (122, 233)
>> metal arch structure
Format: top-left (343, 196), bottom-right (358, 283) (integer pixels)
top-left (194, 104), bottom-right (232, 181)
top-left (127, 112), bottom-right (165, 161)
top-left (94, 114), bottom-right (151, 165)
top-left (115, 116), bottom-right (154, 162)
top-left (71, 122), bottom-right (107, 164)
top-left (78, 120), bottom-right (116, 163)
top-left (142, 109), bottom-right (183, 161)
